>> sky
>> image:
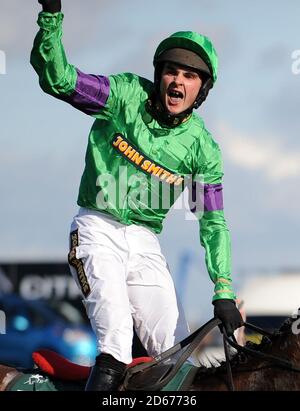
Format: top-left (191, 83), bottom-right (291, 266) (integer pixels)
top-left (1, 0), bottom-right (300, 325)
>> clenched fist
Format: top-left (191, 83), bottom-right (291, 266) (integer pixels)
top-left (213, 299), bottom-right (244, 336)
top-left (38, 0), bottom-right (61, 13)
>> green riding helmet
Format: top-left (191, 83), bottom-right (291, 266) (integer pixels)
top-left (153, 31), bottom-right (218, 108)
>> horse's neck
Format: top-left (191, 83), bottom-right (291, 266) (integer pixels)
top-left (0, 365), bottom-right (21, 391)
top-left (271, 333), bottom-right (300, 366)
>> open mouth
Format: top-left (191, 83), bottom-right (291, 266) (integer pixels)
top-left (167, 89), bottom-right (184, 104)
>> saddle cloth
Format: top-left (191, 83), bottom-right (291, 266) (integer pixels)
top-left (28, 349), bottom-right (197, 391)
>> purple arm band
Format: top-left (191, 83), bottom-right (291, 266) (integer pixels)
top-left (204, 183), bottom-right (224, 211)
top-left (63, 69), bottom-right (110, 115)
top-left (189, 182), bottom-right (224, 213)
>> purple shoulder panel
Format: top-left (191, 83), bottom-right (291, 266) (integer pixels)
top-left (63, 69), bottom-right (110, 115)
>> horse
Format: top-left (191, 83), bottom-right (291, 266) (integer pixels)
top-left (189, 314), bottom-right (300, 391)
top-left (1, 314), bottom-right (299, 391)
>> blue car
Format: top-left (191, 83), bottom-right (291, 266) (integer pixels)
top-left (0, 293), bottom-right (97, 368)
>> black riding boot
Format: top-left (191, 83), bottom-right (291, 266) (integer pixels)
top-left (85, 353), bottom-right (126, 391)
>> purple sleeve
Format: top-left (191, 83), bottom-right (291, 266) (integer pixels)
top-left (61, 69), bottom-right (110, 115)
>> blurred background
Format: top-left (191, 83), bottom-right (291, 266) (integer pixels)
top-left (1, 0), bottom-right (300, 367)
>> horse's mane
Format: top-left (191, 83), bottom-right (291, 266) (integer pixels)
top-left (278, 313), bottom-right (299, 332)
top-left (199, 336), bottom-right (272, 373)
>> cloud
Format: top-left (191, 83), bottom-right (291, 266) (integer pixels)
top-left (217, 123), bottom-right (300, 181)
top-left (257, 43), bottom-right (290, 71)
top-left (263, 78), bottom-right (300, 139)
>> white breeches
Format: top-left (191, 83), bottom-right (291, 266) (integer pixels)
top-left (68, 207), bottom-right (190, 364)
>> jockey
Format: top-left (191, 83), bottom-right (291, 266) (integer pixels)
top-left (31, 0), bottom-right (243, 391)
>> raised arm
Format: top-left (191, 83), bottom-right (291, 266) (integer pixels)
top-left (30, 0), bottom-right (110, 117)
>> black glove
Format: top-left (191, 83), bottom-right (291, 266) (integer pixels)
top-left (213, 299), bottom-right (243, 337)
top-left (38, 0), bottom-right (61, 13)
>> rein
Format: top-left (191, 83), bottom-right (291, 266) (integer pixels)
top-left (123, 317), bottom-right (221, 390)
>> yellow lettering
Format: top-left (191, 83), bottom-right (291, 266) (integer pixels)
top-left (71, 233), bottom-right (78, 248)
top-left (111, 134), bottom-right (184, 186)
top-left (112, 135), bottom-right (123, 147)
top-left (166, 174), bottom-right (178, 185)
top-left (147, 163), bottom-right (161, 176)
top-left (124, 146), bottom-right (136, 159)
top-left (132, 152), bottom-right (144, 165)
top-left (119, 141), bottom-right (128, 152)
top-left (155, 168), bottom-right (164, 177)
top-left (174, 177), bottom-right (184, 186)
top-left (141, 160), bottom-right (152, 171)
top-left (160, 171), bottom-right (171, 181)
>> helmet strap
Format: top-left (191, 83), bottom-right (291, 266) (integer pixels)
top-left (146, 92), bottom-right (193, 128)
top-left (193, 77), bottom-right (213, 108)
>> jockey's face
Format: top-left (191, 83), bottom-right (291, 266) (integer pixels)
top-left (160, 62), bottom-right (202, 115)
